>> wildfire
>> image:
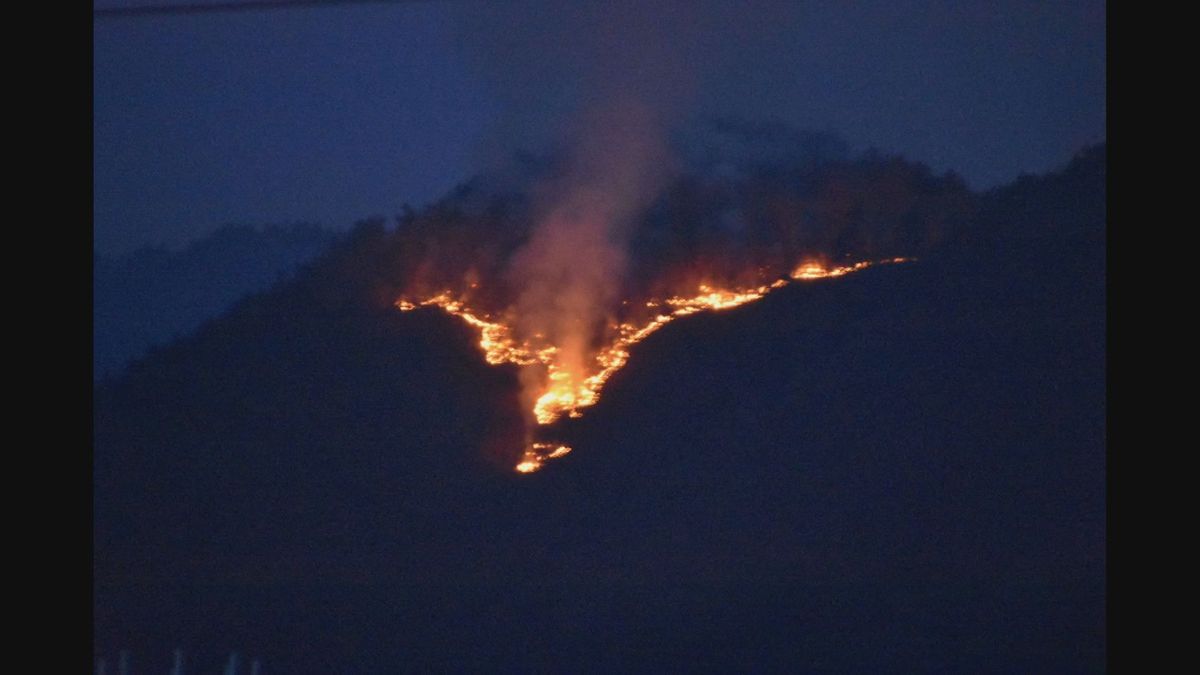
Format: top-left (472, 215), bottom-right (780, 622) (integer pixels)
top-left (398, 257), bottom-right (911, 473)
top-left (515, 443), bottom-right (573, 474)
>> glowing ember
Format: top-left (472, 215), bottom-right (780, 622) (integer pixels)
top-left (515, 442), bottom-right (573, 474)
top-left (399, 257), bottom-right (911, 473)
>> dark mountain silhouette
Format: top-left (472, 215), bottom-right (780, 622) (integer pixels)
top-left (93, 223), bottom-right (339, 382)
top-left (93, 145), bottom-right (1104, 672)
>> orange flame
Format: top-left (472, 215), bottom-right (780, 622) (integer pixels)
top-left (515, 442), bottom-right (573, 474)
top-left (398, 257), bottom-right (911, 472)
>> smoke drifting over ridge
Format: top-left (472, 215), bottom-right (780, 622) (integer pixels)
top-left (387, 3), bottom-right (979, 470)
top-left (507, 98), bottom-right (674, 424)
top-left (453, 0), bottom-right (711, 170)
top-left (390, 120), bottom-right (972, 471)
top-left (397, 6), bottom-right (978, 471)
top-left (448, 1), bottom-right (710, 453)
top-left (451, 0), bottom-right (1105, 189)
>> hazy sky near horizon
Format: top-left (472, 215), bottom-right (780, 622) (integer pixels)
top-left (94, 0), bottom-right (1105, 254)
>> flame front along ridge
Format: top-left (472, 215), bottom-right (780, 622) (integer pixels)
top-left (398, 257), bottom-right (910, 473)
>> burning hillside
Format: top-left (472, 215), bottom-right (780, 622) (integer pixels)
top-left (93, 144), bottom-right (1106, 672)
top-left (384, 124), bottom-right (970, 473)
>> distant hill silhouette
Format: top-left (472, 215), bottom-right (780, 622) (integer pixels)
top-left (93, 145), bottom-right (1104, 672)
top-left (93, 223), bottom-right (339, 381)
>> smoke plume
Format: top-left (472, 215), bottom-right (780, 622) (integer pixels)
top-left (382, 5), bottom-right (981, 469)
top-left (507, 98), bottom-right (673, 421)
top-left (389, 119), bottom-right (974, 469)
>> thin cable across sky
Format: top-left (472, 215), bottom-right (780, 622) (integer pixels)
top-left (94, 0), bottom-right (435, 19)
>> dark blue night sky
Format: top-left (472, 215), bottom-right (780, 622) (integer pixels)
top-left (94, 0), bottom-right (1104, 253)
